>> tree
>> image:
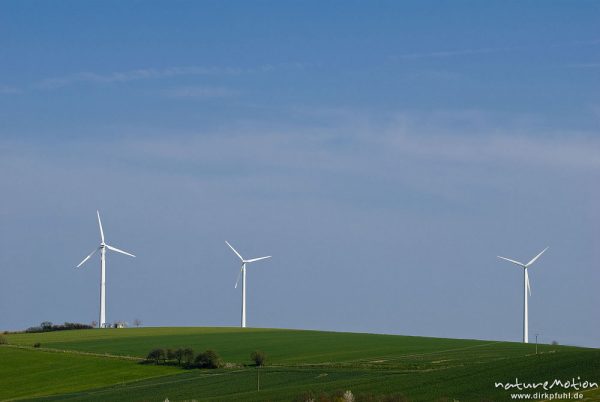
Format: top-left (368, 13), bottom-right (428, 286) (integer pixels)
top-left (173, 348), bottom-right (184, 365)
top-left (0, 335), bottom-right (7, 345)
top-left (40, 321), bottom-right (53, 331)
top-left (183, 348), bottom-right (195, 365)
top-left (195, 350), bottom-right (222, 369)
top-left (147, 348), bottom-right (166, 364)
top-left (133, 318), bottom-right (142, 327)
top-left (250, 350), bottom-right (266, 367)
top-left (166, 348), bottom-right (176, 362)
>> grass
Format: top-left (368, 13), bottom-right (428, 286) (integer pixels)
top-left (33, 365), bottom-right (600, 402)
top-left (2, 327), bottom-right (599, 401)
top-left (3, 327), bottom-right (542, 365)
top-left (0, 346), bottom-right (174, 401)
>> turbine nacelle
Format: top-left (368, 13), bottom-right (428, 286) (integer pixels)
top-left (76, 211), bottom-right (136, 269)
top-left (497, 247), bottom-right (548, 269)
top-left (226, 240), bottom-right (271, 288)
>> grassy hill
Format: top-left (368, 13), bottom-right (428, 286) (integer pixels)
top-left (2, 327), bottom-right (599, 401)
top-left (0, 347), bottom-right (173, 400)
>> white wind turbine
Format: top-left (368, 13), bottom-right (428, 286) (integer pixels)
top-left (497, 247), bottom-right (548, 343)
top-left (76, 211), bottom-right (136, 328)
top-left (225, 241), bottom-right (271, 328)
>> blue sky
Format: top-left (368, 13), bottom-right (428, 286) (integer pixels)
top-left (0, 1), bottom-right (599, 347)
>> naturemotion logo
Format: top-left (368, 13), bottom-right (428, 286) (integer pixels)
top-left (494, 377), bottom-right (598, 392)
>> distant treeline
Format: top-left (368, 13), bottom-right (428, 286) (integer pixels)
top-left (24, 321), bottom-right (93, 333)
top-left (144, 348), bottom-right (266, 370)
top-left (145, 347), bottom-right (222, 369)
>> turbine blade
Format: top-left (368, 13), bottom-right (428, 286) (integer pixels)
top-left (97, 210), bottom-right (105, 243)
top-left (77, 247), bottom-right (99, 268)
top-left (526, 272), bottom-right (532, 296)
top-left (245, 256), bottom-right (272, 263)
top-left (105, 244), bottom-right (136, 258)
top-left (525, 247), bottom-right (549, 267)
top-left (497, 256), bottom-right (525, 267)
top-left (234, 267), bottom-right (242, 288)
top-left (225, 241), bottom-right (244, 261)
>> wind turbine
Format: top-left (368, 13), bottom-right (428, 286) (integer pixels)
top-left (497, 247), bottom-right (548, 343)
top-left (225, 241), bottom-right (271, 328)
top-left (76, 211), bottom-right (136, 328)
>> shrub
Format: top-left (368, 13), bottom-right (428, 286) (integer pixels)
top-left (0, 335), bottom-right (7, 345)
top-left (250, 350), bottom-right (266, 367)
top-left (195, 349), bottom-right (222, 369)
top-left (33, 342), bottom-right (41, 348)
top-left (146, 348), bottom-right (166, 364)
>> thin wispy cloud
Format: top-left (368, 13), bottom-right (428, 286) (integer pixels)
top-left (394, 38), bottom-right (600, 61)
top-left (0, 62), bottom-right (310, 94)
top-left (383, 129), bottom-right (600, 170)
top-left (103, 109), bottom-right (600, 174)
top-left (395, 46), bottom-right (520, 60)
top-left (2, 108), bottom-right (594, 219)
top-left (33, 66), bottom-right (245, 90)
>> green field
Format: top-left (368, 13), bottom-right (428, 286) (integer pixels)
top-left (0, 346), bottom-right (173, 400)
top-left (2, 327), bottom-right (599, 401)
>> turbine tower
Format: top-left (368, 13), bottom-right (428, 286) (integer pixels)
top-left (225, 241), bottom-right (271, 328)
top-left (497, 247), bottom-right (548, 343)
top-left (76, 211), bottom-right (136, 328)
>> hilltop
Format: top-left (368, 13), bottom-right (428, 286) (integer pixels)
top-left (1, 327), bottom-right (598, 401)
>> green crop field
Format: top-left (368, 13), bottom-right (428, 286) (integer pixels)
top-left (0, 346), bottom-right (173, 400)
top-left (2, 327), bottom-right (599, 401)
